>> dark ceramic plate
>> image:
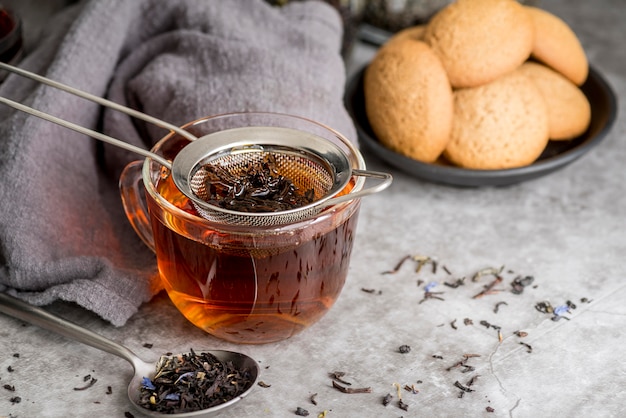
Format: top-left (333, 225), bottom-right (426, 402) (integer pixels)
top-left (345, 65), bottom-right (618, 187)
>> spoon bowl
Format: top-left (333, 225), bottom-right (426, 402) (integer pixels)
top-left (0, 292), bottom-right (259, 417)
top-left (127, 351), bottom-right (259, 417)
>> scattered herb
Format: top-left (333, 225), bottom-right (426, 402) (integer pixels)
top-left (520, 342), bottom-right (533, 353)
top-left (361, 288), bottom-right (382, 295)
top-left (310, 393), bottom-right (318, 405)
top-left (432, 355), bottom-right (444, 360)
top-left (329, 371), bottom-right (351, 385)
top-left (454, 380), bottom-right (474, 394)
top-left (536, 300), bottom-right (576, 321)
top-left (472, 266), bottom-right (503, 282)
top-left (124, 412), bottom-right (135, 418)
top-left (479, 321), bottom-right (503, 341)
top-left (535, 301), bottom-right (554, 314)
top-left (419, 282), bottom-right (445, 304)
top-left (295, 406), bottom-right (310, 416)
top-left (456, 375), bottom-right (479, 398)
top-left (3, 384), bottom-right (15, 392)
top-left (404, 384), bottom-right (419, 394)
top-left (331, 380), bottom-right (371, 394)
top-left (444, 278), bottom-right (465, 288)
top-left (74, 378), bottom-right (97, 391)
top-left (143, 343), bottom-right (154, 349)
top-left (106, 386), bottom-right (112, 395)
top-left (258, 381), bottom-right (272, 388)
top-left (382, 255), bottom-right (411, 274)
top-left (511, 276), bottom-right (534, 294)
top-left (554, 304), bottom-right (571, 316)
top-left (398, 345), bottom-right (411, 354)
top-left (7, 366), bottom-right (14, 373)
top-left (446, 354), bottom-right (480, 373)
top-left (493, 301), bottom-right (508, 314)
top-left (398, 399), bottom-right (409, 411)
top-left (10, 396), bottom-right (21, 404)
top-left (393, 382), bottom-right (402, 398)
top-left (424, 281), bottom-right (438, 292)
top-left (373, 253), bottom-right (579, 405)
top-left (473, 276), bottom-right (503, 299)
top-left (412, 255), bottom-right (434, 274)
top-left (553, 305), bottom-right (569, 315)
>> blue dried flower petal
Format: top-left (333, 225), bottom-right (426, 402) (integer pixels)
top-left (174, 371), bottom-right (196, 384)
top-left (553, 305), bottom-right (570, 316)
top-left (164, 393), bottom-right (180, 401)
top-left (141, 377), bottom-right (156, 391)
top-left (425, 281), bottom-right (438, 292)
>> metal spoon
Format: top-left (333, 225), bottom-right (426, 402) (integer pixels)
top-left (0, 292), bottom-right (259, 417)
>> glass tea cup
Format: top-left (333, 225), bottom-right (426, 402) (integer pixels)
top-left (119, 113), bottom-right (373, 344)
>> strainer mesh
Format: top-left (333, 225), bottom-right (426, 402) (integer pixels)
top-left (188, 149), bottom-right (336, 226)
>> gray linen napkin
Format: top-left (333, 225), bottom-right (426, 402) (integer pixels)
top-left (0, 0), bottom-right (355, 326)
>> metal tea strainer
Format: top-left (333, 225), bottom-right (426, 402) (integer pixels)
top-left (0, 62), bottom-right (392, 226)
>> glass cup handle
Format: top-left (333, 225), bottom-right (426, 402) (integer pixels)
top-left (119, 160), bottom-right (156, 252)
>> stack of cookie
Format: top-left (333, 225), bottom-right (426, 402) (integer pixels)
top-left (364, 0), bottom-right (591, 170)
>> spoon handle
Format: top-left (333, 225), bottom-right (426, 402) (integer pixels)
top-left (0, 292), bottom-right (142, 368)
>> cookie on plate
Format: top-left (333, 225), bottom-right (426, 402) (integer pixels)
top-left (385, 24), bottom-right (427, 46)
top-left (364, 37), bottom-right (453, 163)
top-left (443, 69), bottom-right (549, 170)
top-left (423, 0), bottom-right (534, 88)
top-left (526, 6), bottom-right (588, 86)
top-left (518, 61), bottom-right (591, 140)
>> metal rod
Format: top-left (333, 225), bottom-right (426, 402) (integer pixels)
top-left (0, 61), bottom-right (197, 143)
top-left (0, 96), bottom-right (172, 169)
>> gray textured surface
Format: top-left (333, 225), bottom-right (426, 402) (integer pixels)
top-left (1, 0), bottom-right (625, 417)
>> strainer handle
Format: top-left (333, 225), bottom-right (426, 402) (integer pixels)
top-left (0, 61), bottom-right (197, 143)
top-left (325, 169), bottom-right (392, 206)
top-left (119, 160), bottom-right (156, 252)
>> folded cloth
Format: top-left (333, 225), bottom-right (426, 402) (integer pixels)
top-left (0, 0), bottom-right (355, 326)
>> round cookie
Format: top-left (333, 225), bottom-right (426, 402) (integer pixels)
top-left (385, 24), bottom-right (427, 47)
top-left (443, 70), bottom-right (549, 170)
top-left (526, 6), bottom-right (588, 86)
top-left (423, 0), bottom-right (534, 88)
top-left (364, 37), bottom-right (453, 163)
top-left (518, 61), bottom-right (591, 140)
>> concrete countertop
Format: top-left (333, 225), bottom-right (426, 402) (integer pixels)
top-left (1, 1), bottom-right (625, 417)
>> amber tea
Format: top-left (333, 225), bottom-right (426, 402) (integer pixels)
top-left (147, 137), bottom-right (359, 344)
